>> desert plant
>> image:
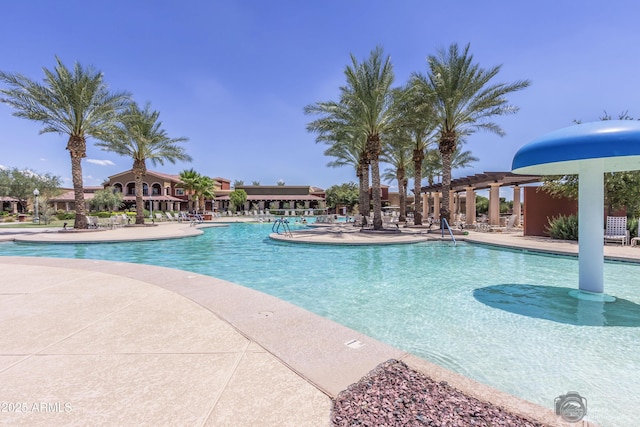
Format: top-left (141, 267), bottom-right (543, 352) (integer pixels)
top-left (629, 217), bottom-right (638, 239)
top-left (546, 214), bottom-right (579, 240)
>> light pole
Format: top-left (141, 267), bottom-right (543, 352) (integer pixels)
top-left (33, 188), bottom-right (39, 223)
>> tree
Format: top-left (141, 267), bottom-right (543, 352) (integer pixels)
top-left (90, 187), bottom-right (124, 212)
top-left (306, 46), bottom-right (396, 230)
top-left (179, 168), bottom-right (200, 212)
top-left (393, 84), bottom-right (436, 225)
top-left (233, 180), bottom-right (244, 188)
top-left (412, 43), bottom-right (530, 224)
top-left (325, 182), bottom-right (359, 213)
top-left (229, 189), bottom-right (247, 213)
top-left (97, 102), bottom-right (191, 224)
top-left (277, 179), bottom-right (285, 186)
top-left (251, 180), bottom-right (260, 186)
top-left (194, 175), bottom-right (216, 213)
top-left (0, 57), bottom-right (130, 229)
top-left (306, 103), bottom-right (370, 217)
top-left (381, 128), bottom-right (412, 222)
top-left (422, 146), bottom-right (478, 184)
top-left (0, 168), bottom-right (61, 213)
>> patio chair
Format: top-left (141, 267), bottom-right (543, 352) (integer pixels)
top-left (165, 212), bottom-right (177, 221)
top-left (604, 216), bottom-right (628, 245)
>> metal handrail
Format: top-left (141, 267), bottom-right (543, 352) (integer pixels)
top-left (272, 218), bottom-right (293, 237)
top-left (441, 218), bottom-right (457, 245)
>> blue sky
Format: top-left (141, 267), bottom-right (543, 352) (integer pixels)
top-left (1, 1), bottom-right (640, 193)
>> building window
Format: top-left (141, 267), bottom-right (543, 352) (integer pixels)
top-left (175, 188), bottom-right (185, 196)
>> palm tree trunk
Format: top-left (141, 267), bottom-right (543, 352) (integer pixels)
top-left (440, 146), bottom-right (453, 227)
top-left (398, 167), bottom-right (406, 223)
top-left (70, 154), bottom-right (88, 229)
top-left (401, 177), bottom-right (408, 223)
top-left (413, 148), bottom-right (424, 226)
top-left (133, 159), bottom-right (146, 225)
top-left (359, 154), bottom-right (370, 216)
top-left (369, 135), bottom-right (383, 230)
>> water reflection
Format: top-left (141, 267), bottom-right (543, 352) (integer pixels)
top-left (473, 284), bottom-right (640, 326)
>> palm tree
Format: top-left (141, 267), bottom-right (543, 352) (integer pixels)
top-left (96, 102), bottom-right (191, 224)
top-left (179, 168), bottom-right (200, 212)
top-left (0, 57), bottom-right (130, 228)
top-left (381, 129), bottom-right (412, 222)
top-left (307, 46), bottom-right (396, 230)
top-left (305, 94), bottom-right (372, 217)
top-left (194, 175), bottom-right (216, 213)
top-left (321, 133), bottom-right (370, 217)
top-left (422, 146), bottom-right (478, 185)
top-left (395, 84), bottom-right (437, 225)
top-left (412, 43), bottom-right (530, 224)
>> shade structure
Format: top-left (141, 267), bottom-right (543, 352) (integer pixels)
top-left (512, 120), bottom-right (640, 175)
top-left (512, 120), bottom-right (640, 296)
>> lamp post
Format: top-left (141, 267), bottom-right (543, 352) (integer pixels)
top-left (33, 188), bottom-right (39, 223)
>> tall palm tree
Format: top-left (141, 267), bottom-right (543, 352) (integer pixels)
top-left (344, 47), bottom-right (397, 230)
top-left (308, 46), bottom-right (396, 229)
top-left (412, 43), bottom-right (530, 224)
top-left (422, 146), bottom-right (479, 185)
top-left (0, 57), bottom-right (130, 228)
top-left (97, 102), bottom-right (191, 224)
top-left (381, 129), bottom-right (412, 222)
top-left (322, 133), bottom-right (370, 216)
top-left (305, 92), bottom-right (372, 217)
top-left (179, 168), bottom-right (200, 213)
top-left (395, 84), bottom-right (437, 225)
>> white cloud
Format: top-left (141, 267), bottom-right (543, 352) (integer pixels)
top-left (86, 159), bottom-right (115, 166)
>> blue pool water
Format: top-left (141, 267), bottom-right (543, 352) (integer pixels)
top-left (2, 223), bottom-right (639, 426)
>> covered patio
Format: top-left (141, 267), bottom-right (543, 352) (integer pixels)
top-left (420, 172), bottom-right (541, 227)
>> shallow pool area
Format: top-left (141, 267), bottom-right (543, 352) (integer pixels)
top-left (2, 222), bottom-right (638, 426)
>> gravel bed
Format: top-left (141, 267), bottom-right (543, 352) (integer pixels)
top-left (331, 359), bottom-right (548, 427)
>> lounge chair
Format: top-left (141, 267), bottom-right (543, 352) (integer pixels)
top-left (154, 213), bottom-right (164, 222)
top-left (165, 212), bottom-right (177, 221)
top-left (604, 216), bottom-right (628, 245)
top-left (87, 216), bottom-right (100, 229)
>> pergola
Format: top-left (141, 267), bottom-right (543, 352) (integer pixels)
top-left (420, 172), bottom-right (542, 227)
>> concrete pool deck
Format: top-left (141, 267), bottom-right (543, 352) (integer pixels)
top-left (0, 221), bottom-right (608, 426)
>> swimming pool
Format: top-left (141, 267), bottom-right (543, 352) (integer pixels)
top-left (2, 223), bottom-right (638, 426)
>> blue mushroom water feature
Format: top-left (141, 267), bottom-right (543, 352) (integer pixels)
top-left (512, 120), bottom-right (640, 300)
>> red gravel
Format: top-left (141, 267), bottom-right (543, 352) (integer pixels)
top-left (331, 359), bottom-right (548, 427)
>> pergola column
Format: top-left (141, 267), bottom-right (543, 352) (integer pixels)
top-left (433, 192), bottom-right (440, 220)
top-left (489, 183), bottom-right (501, 226)
top-left (465, 186), bottom-right (476, 226)
top-left (512, 185), bottom-right (521, 226)
top-left (422, 193), bottom-right (429, 220)
top-left (449, 190), bottom-right (455, 219)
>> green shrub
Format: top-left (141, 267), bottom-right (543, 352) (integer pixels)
top-left (56, 212), bottom-right (76, 220)
top-left (629, 218), bottom-right (639, 239)
top-left (96, 212), bottom-right (112, 218)
top-left (546, 214), bottom-right (579, 240)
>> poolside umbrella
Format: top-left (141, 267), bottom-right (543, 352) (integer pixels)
top-left (512, 120), bottom-right (640, 299)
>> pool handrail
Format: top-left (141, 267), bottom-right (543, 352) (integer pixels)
top-left (441, 218), bottom-right (456, 246)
